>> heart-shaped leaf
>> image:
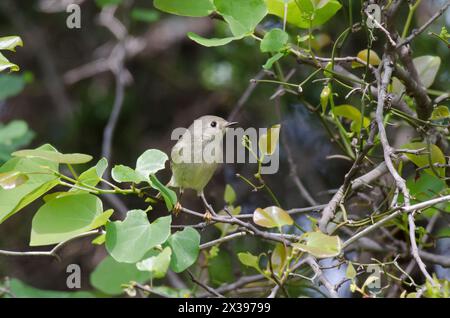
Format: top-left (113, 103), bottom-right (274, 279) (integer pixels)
top-left (259, 124), bottom-right (281, 156)
top-left (0, 144), bottom-right (60, 224)
top-left (260, 28), bottom-right (288, 53)
top-left (293, 231), bottom-right (342, 258)
top-left (413, 55), bottom-right (441, 88)
top-left (214, 0), bottom-right (267, 37)
top-left (270, 243), bottom-right (290, 276)
top-left (12, 149), bottom-right (92, 164)
top-left (431, 106), bottom-right (450, 120)
top-left (187, 32), bottom-right (242, 47)
top-left (135, 149), bottom-right (168, 179)
top-left (266, 0), bottom-right (341, 29)
top-left (402, 142), bottom-right (446, 178)
top-left (253, 206), bottom-right (293, 228)
top-left (352, 49), bottom-right (381, 68)
top-left (153, 0), bottom-right (215, 17)
top-left (90, 255), bottom-right (151, 295)
top-left (106, 211), bottom-right (171, 263)
top-left (167, 227), bottom-right (200, 273)
top-left (393, 55), bottom-right (441, 94)
top-left (0, 171), bottom-right (28, 190)
top-left (76, 158), bottom-right (108, 188)
top-left (0, 36), bottom-right (23, 51)
top-left (263, 52), bottom-right (284, 69)
top-left (136, 247), bottom-right (172, 278)
top-left (333, 105), bottom-right (370, 133)
top-left (224, 184), bottom-right (236, 205)
top-left (30, 193), bottom-right (109, 246)
top-left (0, 52), bottom-right (19, 72)
top-left (238, 252), bottom-right (262, 273)
top-left (111, 165), bottom-right (144, 183)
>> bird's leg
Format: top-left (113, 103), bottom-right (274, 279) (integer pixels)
top-left (173, 189), bottom-right (184, 216)
top-left (199, 191), bottom-right (217, 219)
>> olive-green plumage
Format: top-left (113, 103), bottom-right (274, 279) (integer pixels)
top-left (169, 115), bottom-right (234, 196)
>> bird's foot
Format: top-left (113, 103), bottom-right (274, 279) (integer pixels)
top-left (173, 202), bottom-right (182, 216)
top-left (203, 210), bottom-right (213, 223)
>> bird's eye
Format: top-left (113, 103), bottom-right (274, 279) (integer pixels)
top-left (210, 121), bottom-right (217, 127)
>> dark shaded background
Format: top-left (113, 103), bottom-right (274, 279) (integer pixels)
top-left (0, 0), bottom-right (448, 294)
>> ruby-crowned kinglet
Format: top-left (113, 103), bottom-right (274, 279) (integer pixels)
top-left (168, 115), bottom-right (236, 196)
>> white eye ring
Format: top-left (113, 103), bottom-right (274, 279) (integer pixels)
top-left (210, 121), bottom-right (217, 127)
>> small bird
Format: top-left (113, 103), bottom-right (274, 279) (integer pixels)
top-left (168, 115), bottom-right (236, 212)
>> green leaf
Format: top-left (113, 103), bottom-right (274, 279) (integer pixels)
top-left (76, 158), bottom-right (108, 188)
top-left (0, 120), bottom-right (34, 163)
top-left (136, 247), bottom-right (172, 278)
top-left (407, 173), bottom-right (446, 201)
top-left (0, 74), bottom-right (26, 101)
top-left (293, 231), bottom-right (342, 258)
top-left (12, 149), bottom-right (92, 164)
top-left (0, 120), bottom-right (29, 145)
top-left (167, 227), bottom-right (200, 273)
top-left (106, 210), bottom-right (171, 263)
top-left (412, 56), bottom-right (441, 88)
top-left (393, 56), bottom-right (441, 94)
top-left (187, 32), bottom-right (241, 47)
top-left (270, 243), bottom-right (290, 276)
top-left (154, 0), bottom-right (215, 17)
top-left (208, 249), bottom-right (235, 286)
top-left (238, 252), bottom-right (262, 273)
top-left (263, 52), bottom-right (284, 69)
top-left (402, 142), bottom-right (446, 178)
top-left (136, 149), bottom-right (168, 179)
top-left (404, 173), bottom-right (446, 216)
top-left (149, 174), bottom-right (177, 211)
top-left (0, 36), bottom-right (23, 51)
top-left (92, 209), bottom-right (114, 228)
top-left (90, 255), bottom-right (151, 295)
top-left (346, 262), bottom-right (356, 279)
top-left (214, 206), bottom-right (240, 235)
top-left (0, 171), bottom-right (28, 190)
top-left (95, 0), bottom-right (123, 7)
top-left (30, 193), bottom-right (108, 246)
top-left (224, 184), bottom-right (236, 205)
top-left (42, 191), bottom-right (81, 203)
top-left (0, 52), bottom-right (19, 72)
top-left (9, 279), bottom-right (94, 298)
top-left (111, 164), bottom-right (144, 183)
top-left (258, 124), bottom-right (281, 156)
top-left (266, 0), bottom-right (341, 28)
top-left (214, 0), bottom-right (268, 37)
top-left (333, 105), bottom-right (370, 133)
top-left (0, 144), bottom-right (59, 223)
top-left (352, 49), bottom-right (381, 68)
top-left (253, 206), bottom-right (293, 228)
top-left (131, 8), bottom-right (160, 22)
top-left (260, 28), bottom-right (288, 53)
top-left (431, 105), bottom-right (450, 120)
top-left (436, 227), bottom-right (450, 238)
top-left (92, 233), bottom-right (106, 245)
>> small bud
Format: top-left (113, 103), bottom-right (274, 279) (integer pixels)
top-left (320, 85), bottom-right (331, 113)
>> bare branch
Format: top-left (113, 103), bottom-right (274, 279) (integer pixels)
top-left (397, 1), bottom-right (450, 48)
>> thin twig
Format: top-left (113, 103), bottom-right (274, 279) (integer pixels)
top-left (0, 230), bottom-right (101, 260)
top-left (397, 1), bottom-right (450, 48)
top-left (188, 271), bottom-right (225, 298)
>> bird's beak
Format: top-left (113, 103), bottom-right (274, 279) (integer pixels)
top-left (225, 121), bottom-right (238, 128)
